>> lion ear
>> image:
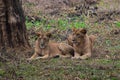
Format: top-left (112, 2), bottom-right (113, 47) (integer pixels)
top-left (35, 32), bottom-right (41, 36)
top-left (81, 28), bottom-right (87, 34)
top-left (46, 32), bottom-right (52, 38)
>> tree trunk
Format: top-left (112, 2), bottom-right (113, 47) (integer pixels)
top-left (0, 0), bottom-right (30, 49)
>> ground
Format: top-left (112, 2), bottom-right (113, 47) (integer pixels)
top-left (0, 0), bottom-right (120, 80)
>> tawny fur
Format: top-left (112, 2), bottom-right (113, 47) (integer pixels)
top-left (67, 28), bottom-right (96, 60)
top-left (27, 32), bottom-right (74, 60)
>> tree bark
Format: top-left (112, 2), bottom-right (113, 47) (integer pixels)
top-left (0, 0), bottom-right (30, 49)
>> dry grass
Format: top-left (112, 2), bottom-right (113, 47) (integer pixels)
top-left (0, 0), bottom-right (120, 80)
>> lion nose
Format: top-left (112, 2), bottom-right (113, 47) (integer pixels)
top-left (40, 43), bottom-right (44, 46)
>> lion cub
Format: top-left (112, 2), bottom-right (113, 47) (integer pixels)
top-left (28, 31), bottom-right (74, 60)
top-left (67, 28), bottom-right (96, 60)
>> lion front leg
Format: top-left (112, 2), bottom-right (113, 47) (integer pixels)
top-left (71, 52), bottom-right (80, 59)
top-left (60, 54), bottom-right (71, 58)
top-left (35, 54), bottom-right (49, 60)
top-left (79, 53), bottom-right (91, 60)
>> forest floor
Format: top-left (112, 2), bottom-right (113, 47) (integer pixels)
top-left (0, 0), bottom-right (120, 80)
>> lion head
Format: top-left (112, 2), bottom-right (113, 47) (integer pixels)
top-left (71, 28), bottom-right (87, 45)
top-left (36, 32), bottom-right (51, 49)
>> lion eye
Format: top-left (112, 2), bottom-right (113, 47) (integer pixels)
top-left (76, 34), bottom-right (79, 36)
top-left (77, 34), bottom-right (82, 38)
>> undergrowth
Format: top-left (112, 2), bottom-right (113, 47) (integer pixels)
top-left (25, 16), bottom-right (87, 30)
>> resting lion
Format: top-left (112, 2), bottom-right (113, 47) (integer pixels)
top-left (67, 28), bottom-right (96, 59)
top-left (27, 31), bottom-right (74, 60)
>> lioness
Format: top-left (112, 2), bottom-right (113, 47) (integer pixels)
top-left (27, 31), bottom-right (74, 60)
top-left (67, 28), bottom-right (96, 59)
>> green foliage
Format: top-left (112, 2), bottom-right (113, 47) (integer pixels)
top-left (25, 16), bottom-right (41, 30)
top-left (25, 21), bottom-right (33, 29)
top-left (25, 16), bottom-right (86, 30)
top-left (57, 19), bottom-right (69, 30)
top-left (0, 69), bottom-right (5, 76)
top-left (71, 22), bottom-right (86, 28)
top-left (25, 3), bottom-right (35, 7)
top-left (105, 39), bottom-right (111, 47)
top-left (0, 58), bottom-right (120, 79)
top-left (97, 59), bottom-right (112, 64)
top-left (115, 61), bottom-right (120, 68)
top-left (16, 63), bottom-right (37, 77)
top-left (115, 22), bottom-right (120, 27)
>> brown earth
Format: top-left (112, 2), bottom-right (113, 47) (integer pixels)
top-left (22, 0), bottom-right (120, 21)
top-left (0, 0), bottom-right (120, 80)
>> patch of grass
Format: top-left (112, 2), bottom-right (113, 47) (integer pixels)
top-left (0, 69), bottom-right (5, 76)
top-left (20, 13), bottom-right (120, 80)
top-left (115, 61), bottom-right (120, 68)
top-left (57, 19), bottom-right (68, 30)
top-left (1, 58), bottom-right (120, 80)
top-left (105, 39), bottom-right (111, 47)
top-left (16, 63), bottom-right (37, 77)
top-left (25, 16), bottom-right (87, 30)
top-left (97, 59), bottom-right (112, 64)
top-left (25, 16), bottom-right (41, 30)
top-left (115, 22), bottom-right (120, 27)
top-left (24, 3), bottom-right (35, 7)
top-left (72, 22), bottom-right (86, 28)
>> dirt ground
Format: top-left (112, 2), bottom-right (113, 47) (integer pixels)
top-left (0, 0), bottom-right (120, 80)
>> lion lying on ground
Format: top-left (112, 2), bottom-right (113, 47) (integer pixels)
top-left (27, 31), bottom-right (74, 60)
top-left (67, 28), bottom-right (96, 60)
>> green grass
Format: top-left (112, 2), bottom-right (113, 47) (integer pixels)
top-left (115, 22), bottom-right (120, 27)
top-left (21, 15), bottom-right (120, 80)
top-left (1, 58), bottom-right (120, 80)
top-left (0, 69), bottom-right (5, 77)
top-left (25, 16), bottom-right (41, 29)
top-left (25, 16), bottom-right (87, 30)
top-left (2, 13), bottom-right (120, 80)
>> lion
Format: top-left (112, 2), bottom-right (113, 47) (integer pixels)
top-left (67, 28), bottom-right (96, 60)
top-left (27, 31), bottom-right (74, 60)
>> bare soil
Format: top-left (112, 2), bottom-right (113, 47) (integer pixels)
top-left (0, 0), bottom-right (120, 80)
